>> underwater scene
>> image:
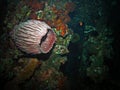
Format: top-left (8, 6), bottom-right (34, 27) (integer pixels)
top-left (0, 0), bottom-right (120, 90)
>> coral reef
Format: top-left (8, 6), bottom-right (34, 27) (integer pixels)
top-left (1, 0), bottom-right (74, 89)
top-left (1, 0), bottom-right (115, 89)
